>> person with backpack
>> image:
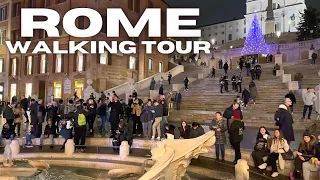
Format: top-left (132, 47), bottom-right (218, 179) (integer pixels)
top-left (66, 104), bottom-right (88, 152)
top-left (223, 102), bottom-right (242, 129)
top-left (228, 110), bottom-right (245, 165)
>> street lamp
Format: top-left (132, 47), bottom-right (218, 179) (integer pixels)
top-left (288, 20), bottom-right (291, 32)
top-left (276, 31), bottom-right (281, 54)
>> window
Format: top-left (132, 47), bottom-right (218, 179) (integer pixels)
top-left (28, 0), bottom-right (36, 8)
top-left (209, 34), bottom-right (211, 37)
top-left (244, 28), bottom-right (246, 33)
top-left (0, 59), bottom-right (3, 73)
top-left (0, 6), bottom-right (7, 21)
top-left (12, 3), bottom-right (21, 17)
top-left (77, 51), bottom-right (84, 72)
top-left (129, 56), bottom-right (136, 69)
top-left (148, 58), bottom-right (153, 70)
top-left (221, 31), bottom-right (225, 35)
top-left (221, 25), bottom-right (224, 28)
top-left (56, 54), bottom-right (62, 73)
top-left (25, 83), bottom-right (32, 98)
top-left (275, 23), bottom-right (281, 31)
top-left (214, 26), bottom-right (217, 29)
top-left (244, 20), bottom-right (246, 25)
top-left (40, 54), bottom-right (46, 74)
top-left (42, 0), bottom-right (50, 7)
top-left (128, 0), bottom-right (140, 13)
top-left (236, 29), bottom-right (239, 32)
top-left (12, 30), bottom-right (19, 43)
top-left (228, 34), bottom-right (232, 41)
top-left (215, 32), bottom-right (218, 36)
top-left (12, 58), bottom-right (17, 76)
top-left (159, 62), bottom-right (163, 73)
top-left (56, 0), bottom-right (67, 4)
top-left (54, 82), bottom-right (62, 99)
top-left (10, 84), bottom-right (17, 100)
top-left (208, 27), bottom-right (211, 30)
top-left (100, 51), bottom-right (107, 64)
top-left (0, 30), bottom-right (6, 45)
top-left (222, 40), bottom-right (225, 44)
top-left (27, 56), bottom-right (32, 75)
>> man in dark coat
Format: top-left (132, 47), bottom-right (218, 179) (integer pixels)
top-left (242, 89), bottom-right (250, 107)
top-left (231, 73), bottom-right (237, 91)
top-left (223, 62), bottom-right (229, 74)
top-left (38, 100), bottom-right (46, 124)
top-left (239, 59), bottom-right (244, 71)
top-left (159, 85), bottom-right (164, 95)
top-left (20, 95), bottom-right (29, 123)
top-left (245, 62), bottom-right (251, 77)
top-left (108, 96), bottom-right (123, 138)
top-left (275, 104), bottom-right (295, 144)
top-left (168, 72), bottom-right (172, 85)
top-left (175, 91), bottom-right (182, 110)
top-left (219, 59), bottom-right (223, 69)
top-left (29, 99), bottom-right (38, 125)
top-left (285, 91), bottom-right (296, 113)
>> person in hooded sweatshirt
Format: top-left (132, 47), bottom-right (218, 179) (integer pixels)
top-left (228, 110), bottom-right (245, 165)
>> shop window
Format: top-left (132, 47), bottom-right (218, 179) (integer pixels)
top-left (148, 58), bottom-right (153, 70)
top-left (159, 62), bottom-right (163, 72)
top-left (54, 82), bottom-right (62, 99)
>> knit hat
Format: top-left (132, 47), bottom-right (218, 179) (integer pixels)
top-left (303, 130), bottom-right (311, 137)
top-left (233, 110), bottom-right (241, 120)
top-left (278, 104), bottom-right (287, 110)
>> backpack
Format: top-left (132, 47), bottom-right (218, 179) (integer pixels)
top-left (78, 113), bottom-right (86, 126)
top-left (223, 107), bottom-right (233, 119)
top-left (274, 110), bottom-right (281, 121)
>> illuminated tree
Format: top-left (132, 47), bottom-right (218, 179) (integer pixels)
top-left (241, 14), bottom-right (269, 55)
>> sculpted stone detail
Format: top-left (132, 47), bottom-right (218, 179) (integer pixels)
top-left (235, 159), bottom-right (250, 180)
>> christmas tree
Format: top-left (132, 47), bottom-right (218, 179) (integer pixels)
top-left (241, 14), bottom-right (269, 55)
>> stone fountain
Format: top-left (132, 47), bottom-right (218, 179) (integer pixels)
top-left (0, 141), bottom-right (49, 180)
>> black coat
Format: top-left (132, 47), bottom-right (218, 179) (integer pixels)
top-left (159, 86), bottom-right (164, 95)
top-left (178, 125), bottom-right (190, 139)
top-left (1, 126), bottom-right (14, 139)
top-left (108, 101), bottom-right (123, 123)
top-left (242, 89), bottom-right (250, 103)
top-left (31, 123), bottom-right (42, 138)
top-left (228, 120), bottom-right (245, 143)
top-left (275, 110), bottom-right (295, 141)
top-left (285, 93), bottom-right (296, 105)
top-left (44, 124), bottom-right (56, 136)
top-left (30, 103), bottom-right (38, 123)
top-left (21, 98), bottom-right (29, 111)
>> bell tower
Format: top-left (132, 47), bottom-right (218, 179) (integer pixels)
top-left (265, 0), bottom-right (275, 34)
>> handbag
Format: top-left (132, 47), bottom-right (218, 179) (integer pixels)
top-left (281, 148), bottom-right (295, 160)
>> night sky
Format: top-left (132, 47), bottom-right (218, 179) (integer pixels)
top-left (165, 0), bottom-right (320, 27)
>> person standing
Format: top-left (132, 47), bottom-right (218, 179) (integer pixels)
top-left (38, 99), bottom-right (46, 124)
top-left (159, 85), bottom-right (164, 95)
top-left (245, 61), bottom-right (251, 77)
top-left (108, 96), bottom-right (123, 138)
top-left (275, 104), bottom-right (295, 144)
top-left (219, 59), bottom-right (223, 69)
top-left (249, 81), bottom-right (257, 104)
top-left (236, 72), bottom-right (242, 93)
top-left (87, 99), bottom-right (97, 136)
top-left (255, 68), bottom-right (262, 81)
top-left (231, 73), bottom-right (237, 91)
top-left (175, 91), bottom-right (182, 110)
top-left (210, 112), bottom-right (226, 161)
top-left (211, 66), bottom-right (215, 78)
top-left (150, 78), bottom-right (156, 90)
top-left (3, 102), bottom-right (15, 131)
top-left (13, 103), bottom-right (25, 137)
top-left (311, 52), bottom-right (317, 65)
top-left (168, 72), bottom-right (172, 85)
top-left (20, 95), bottom-right (29, 123)
top-left (167, 91), bottom-right (173, 109)
top-left (184, 77), bottom-right (189, 91)
top-left (219, 74), bottom-right (228, 94)
top-left (131, 99), bottom-right (142, 136)
top-left (242, 88), bottom-right (250, 108)
top-left (228, 110), bottom-right (245, 165)
top-left (302, 88), bottom-right (317, 120)
top-left (223, 62), bottom-right (229, 74)
top-left (29, 99), bottom-right (38, 125)
top-left (239, 58), bottom-right (244, 72)
top-left (152, 100), bottom-right (163, 140)
top-left (285, 91), bottom-right (296, 114)
top-left (132, 90), bottom-right (138, 99)
top-left (100, 91), bottom-right (106, 102)
top-left (294, 72), bottom-right (303, 89)
top-left (223, 102), bottom-right (242, 129)
top-left (140, 100), bottom-right (155, 138)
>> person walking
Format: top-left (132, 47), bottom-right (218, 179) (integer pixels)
top-left (184, 77), bottom-right (189, 91)
top-left (20, 95), bottom-right (29, 123)
top-left (3, 102), bottom-right (15, 131)
top-left (223, 62), bottom-right (229, 74)
top-left (250, 68), bottom-right (256, 81)
top-left (210, 112), bottom-right (226, 161)
top-left (168, 72), bottom-right (172, 85)
top-left (167, 91), bottom-right (174, 110)
top-left (285, 91), bottom-right (296, 114)
top-left (275, 104), bottom-right (295, 144)
top-left (131, 99), bottom-right (142, 136)
top-left (249, 81), bottom-right (257, 104)
top-left (242, 88), bottom-right (250, 108)
top-left (29, 99), bottom-right (38, 125)
top-left (301, 88), bottom-right (317, 120)
top-left (236, 72), bottom-right (242, 93)
top-left (150, 78), bottom-right (156, 90)
top-left (231, 73), bottom-right (237, 91)
top-left (159, 85), bottom-right (164, 95)
top-left (311, 52), bottom-right (317, 65)
top-left (255, 68), bottom-right (262, 81)
top-left (294, 72), bottom-right (303, 89)
top-left (219, 59), bottom-right (223, 69)
top-left (13, 103), bottom-right (25, 137)
top-left (211, 66), bottom-right (215, 78)
top-left (228, 110), bottom-right (245, 165)
top-left (245, 61), bottom-right (251, 77)
top-left (87, 99), bottom-right (97, 136)
top-left (108, 96), bottom-right (123, 138)
top-left (152, 100), bottom-right (163, 140)
top-left (175, 91), bottom-right (182, 110)
top-left (239, 59), bottom-right (244, 72)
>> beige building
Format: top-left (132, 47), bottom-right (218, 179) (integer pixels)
top-left (0, 0), bottom-right (169, 102)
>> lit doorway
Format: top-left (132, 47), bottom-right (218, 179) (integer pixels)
top-left (74, 80), bottom-right (84, 99)
top-left (0, 83), bottom-right (4, 101)
top-left (10, 84), bottom-right (17, 101)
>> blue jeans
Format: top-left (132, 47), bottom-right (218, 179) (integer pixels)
top-left (100, 116), bottom-right (106, 131)
top-left (311, 58), bottom-right (316, 65)
top-left (246, 68), bottom-right (250, 76)
top-left (25, 134), bottom-right (36, 145)
top-left (215, 144), bottom-right (225, 159)
top-left (303, 105), bottom-right (312, 118)
top-left (0, 134), bottom-right (15, 144)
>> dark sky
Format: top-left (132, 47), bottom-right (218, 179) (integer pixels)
top-left (165, 0), bottom-right (320, 27)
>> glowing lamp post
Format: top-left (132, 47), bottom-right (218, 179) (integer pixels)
top-left (276, 31), bottom-right (281, 54)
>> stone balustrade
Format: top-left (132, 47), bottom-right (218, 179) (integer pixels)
top-left (276, 70), bottom-right (284, 77)
top-left (281, 74), bottom-right (291, 83)
top-left (139, 131), bottom-right (215, 180)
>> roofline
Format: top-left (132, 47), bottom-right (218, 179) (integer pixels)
top-left (196, 17), bottom-right (245, 28)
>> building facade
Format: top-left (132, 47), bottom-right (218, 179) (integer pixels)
top-left (0, 0), bottom-right (169, 103)
top-left (200, 0), bottom-right (306, 45)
